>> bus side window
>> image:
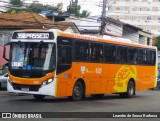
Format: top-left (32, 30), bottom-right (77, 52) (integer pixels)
top-left (58, 46), bottom-right (72, 65)
top-left (75, 41), bottom-right (89, 61)
top-left (90, 43), bottom-right (103, 62)
top-left (128, 48), bottom-right (138, 64)
top-left (104, 44), bottom-right (116, 63)
top-left (137, 49), bottom-right (147, 65)
top-left (137, 49), bottom-right (143, 64)
top-left (117, 46), bottom-right (127, 63)
top-left (147, 50), bottom-right (156, 65)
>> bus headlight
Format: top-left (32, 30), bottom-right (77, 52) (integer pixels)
top-left (41, 78), bottom-right (53, 87)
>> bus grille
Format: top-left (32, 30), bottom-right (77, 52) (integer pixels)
top-left (12, 83), bottom-right (41, 91)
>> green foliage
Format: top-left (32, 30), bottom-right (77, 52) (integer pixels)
top-left (67, 0), bottom-right (80, 17)
top-left (7, 0), bottom-right (26, 13)
top-left (7, 0), bottom-right (59, 14)
top-left (154, 36), bottom-right (160, 50)
top-left (80, 10), bottom-right (91, 18)
top-left (67, 0), bottom-right (91, 18)
top-left (27, 3), bottom-right (58, 13)
top-left (10, 0), bottom-right (24, 7)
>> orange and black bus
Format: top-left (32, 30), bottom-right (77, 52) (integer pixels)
top-left (4, 29), bottom-right (157, 101)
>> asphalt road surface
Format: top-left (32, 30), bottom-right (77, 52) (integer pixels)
top-left (0, 89), bottom-right (160, 121)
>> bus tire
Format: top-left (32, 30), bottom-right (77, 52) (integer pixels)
top-left (119, 81), bottom-right (135, 98)
top-left (33, 95), bottom-right (45, 100)
top-left (71, 81), bottom-right (84, 101)
top-left (91, 94), bottom-right (104, 98)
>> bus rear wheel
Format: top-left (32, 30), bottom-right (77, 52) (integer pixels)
top-left (33, 95), bottom-right (45, 100)
top-left (119, 81), bottom-right (135, 98)
top-left (71, 81), bottom-right (84, 101)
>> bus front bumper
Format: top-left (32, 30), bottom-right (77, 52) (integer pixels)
top-left (7, 79), bottom-right (56, 96)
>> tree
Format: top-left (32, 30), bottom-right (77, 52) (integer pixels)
top-left (154, 36), bottom-right (160, 50)
top-left (27, 3), bottom-right (58, 14)
top-left (7, 1), bottom-right (59, 14)
top-left (7, 0), bottom-right (26, 13)
top-left (80, 10), bottom-right (91, 18)
top-left (67, 0), bottom-right (81, 17)
top-left (67, 0), bottom-right (91, 18)
top-left (10, 0), bottom-right (23, 6)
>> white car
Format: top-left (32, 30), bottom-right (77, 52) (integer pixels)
top-left (0, 66), bottom-right (8, 89)
top-left (0, 73), bottom-right (8, 89)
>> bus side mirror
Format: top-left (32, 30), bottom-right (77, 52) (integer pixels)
top-left (3, 43), bottom-right (10, 61)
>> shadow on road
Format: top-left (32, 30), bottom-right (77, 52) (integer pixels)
top-left (6, 93), bottom-right (146, 104)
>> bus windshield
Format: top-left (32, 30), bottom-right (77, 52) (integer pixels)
top-left (10, 42), bottom-right (56, 71)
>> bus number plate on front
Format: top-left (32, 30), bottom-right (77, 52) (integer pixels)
top-left (21, 87), bottom-right (29, 91)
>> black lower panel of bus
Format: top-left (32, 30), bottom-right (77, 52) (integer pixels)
top-left (12, 83), bottom-right (41, 91)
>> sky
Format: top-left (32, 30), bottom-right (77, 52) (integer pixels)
top-left (27, 0), bottom-right (103, 16)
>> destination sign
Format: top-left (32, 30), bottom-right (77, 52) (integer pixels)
top-left (12, 32), bottom-right (54, 39)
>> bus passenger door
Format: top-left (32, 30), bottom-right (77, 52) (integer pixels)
top-left (56, 45), bottom-right (72, 96)
top-left (89, 43), bottom-right (103, 94)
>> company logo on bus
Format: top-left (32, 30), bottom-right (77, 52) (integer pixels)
top-left (12, 32), bottom-right (54, 39)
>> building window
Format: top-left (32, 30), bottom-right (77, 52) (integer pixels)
top-left (147, 8), bottom-right (152, 11)
top-left (158, 25), bottom-right (160, 30)
top-left (120, 6), bottom-right (125, 11)
top-left (147, 38), bottom-right (150, 45)
top-left (138, 7), bottom-right (142, 11)
top-left (130, 7), bottom-right (134, 11)
top-left (130, 15), bottom-right (134, 21)
top-left (146, 25), bottom-right (151, 30)
top-left (120, 15), bottom-right (124, 19)
top-left (147, 16), bottom-right (151, 20)
top-left (138, 15), bottom-right (142, 21)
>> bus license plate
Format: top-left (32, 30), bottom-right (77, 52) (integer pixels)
top-left (21, 87), bottom-right (29, 91)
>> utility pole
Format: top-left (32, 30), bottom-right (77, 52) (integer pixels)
top-left (100, 0), bottom-right (107, 35)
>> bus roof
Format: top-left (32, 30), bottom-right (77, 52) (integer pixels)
top-left (58, 31), bottom-right (157, 50)
top-left (12, 29), bottom-right (156, 50)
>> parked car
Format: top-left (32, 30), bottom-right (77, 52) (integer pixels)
top-left (0, 73), bottom-right (8, 89)
top-left (0, 66), bottom-right (8, 90)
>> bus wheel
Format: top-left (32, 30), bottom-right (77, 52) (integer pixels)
top-left (33, 95), bottom-right (45, 100)
top-left (71, 81), bottom-right (84, 101)
top-left (91, 94), bottom-right (104, 98)
top-left (119, 81), bottom-right (135, 98)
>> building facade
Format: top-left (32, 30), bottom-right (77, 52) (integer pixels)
top-left (108, 0), bottom-right (160, 36)
top-left (66, 17), bottom-right (153, 45)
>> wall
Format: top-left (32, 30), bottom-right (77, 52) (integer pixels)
top-left (123, 26), bottom-right (139, 43)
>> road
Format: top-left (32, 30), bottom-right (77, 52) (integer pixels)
top-left (0, 89), bottom-right (160, 120)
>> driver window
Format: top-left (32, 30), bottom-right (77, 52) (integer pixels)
top-left (58, 46), bottom-right (72, 65)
